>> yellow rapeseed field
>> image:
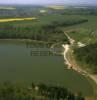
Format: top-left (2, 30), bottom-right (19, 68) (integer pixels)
top-left (0, 17), bottom-right (37, 22)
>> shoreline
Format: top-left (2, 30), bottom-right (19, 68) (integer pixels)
top-left (63, 32), bottom-right (97, 99)
top-left (1, 38), bottom-right (97, 84)
top-left (0, 39), bottom-right (54, 44)
top-left (62, 43), bottom-right (97, 99)
top-left (63, 32), bottom-right (97, 84)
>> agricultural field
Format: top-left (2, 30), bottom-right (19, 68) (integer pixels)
top-left (0, 17), bottom-right (37, 22)
top-left (0, 13), bottom-right (88, 43)
top-left (0, 6), bottom-right (16, 10)
top-left (47, 5), bottom-right (65, 9)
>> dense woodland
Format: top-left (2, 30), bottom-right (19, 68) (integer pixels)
top-left (74, 42), bottom-right (97, 74)
top-left (61, 8), bottom-right (97, 15)
top-left (0, 82), bottom-right (85, 100)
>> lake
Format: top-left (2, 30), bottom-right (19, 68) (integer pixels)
top-left (0, 40), bottom-right (93, 96)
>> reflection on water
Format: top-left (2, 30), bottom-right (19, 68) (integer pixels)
top-left (26, 41), bottom-right (63, 57)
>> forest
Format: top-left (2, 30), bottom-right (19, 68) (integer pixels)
top-left (0, 82), bottom-right (85, 100)
top-left (74, 42), bottom-right (97, 74)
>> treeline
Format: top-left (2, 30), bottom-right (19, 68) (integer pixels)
top-left (45, 19), bottom-right (88, 28)
top-left (74, 42), bottom-right (97, 74)
top-left (0, 82), bottom-right (85, 100)
top-left (0, 24), bottom-right (67, 43)
top-left (61, 8), bottom-right (97, 15)
top-left (0, 18), bottom-right (88, 43)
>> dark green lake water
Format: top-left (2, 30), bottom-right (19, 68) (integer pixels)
top-left (0, 41), bottom-right (93, 96)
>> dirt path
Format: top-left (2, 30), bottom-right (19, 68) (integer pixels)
top-left (62, 44), bottom-right (71, 68)
top-left (63, 31), bottom-right (97, 84)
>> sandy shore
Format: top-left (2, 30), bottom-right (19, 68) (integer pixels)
top-left (63, 32), bottom-right (97, 85)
